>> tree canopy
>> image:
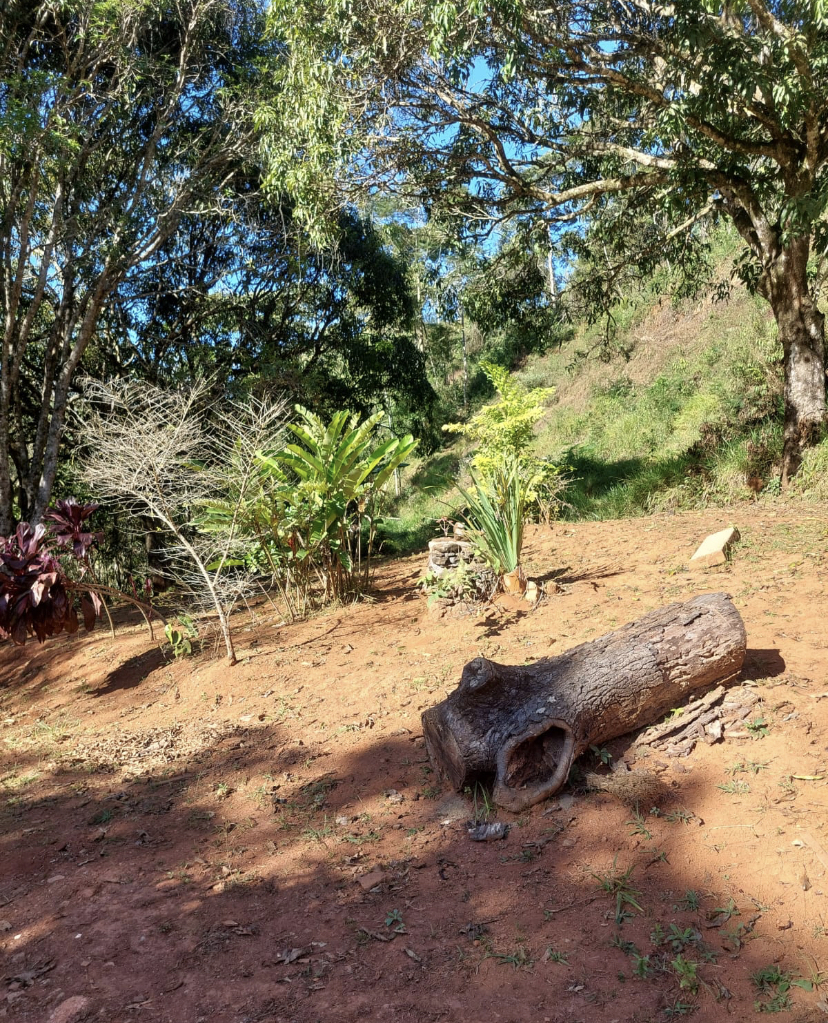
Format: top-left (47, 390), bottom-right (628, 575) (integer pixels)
top-left (0, 0), bottom-right (439, 530)
top-left (261, 0), bottom-right (828, 479)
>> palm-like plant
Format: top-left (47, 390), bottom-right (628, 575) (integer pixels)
top-left (253, 406), bottom-right (417, 604)
top-left (458, 456), bottom-right (528, 590)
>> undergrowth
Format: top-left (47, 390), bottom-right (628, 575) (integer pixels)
top-left (529, 288), bottom-right (785, 520)
top-left (376, 226), bottom-right (826, 546)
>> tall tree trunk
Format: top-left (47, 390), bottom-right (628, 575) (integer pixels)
top-left (0, 416), bottom-right (13, 536)
top-left (765, 240), bottom-right (826, 484)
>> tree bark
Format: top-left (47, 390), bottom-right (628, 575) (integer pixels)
top-left (422, 592), bottom-right (746, 812)
top-left (760, 239), bottom-right (826, 485)
top-left (777, 296), bottom-right (825, 485)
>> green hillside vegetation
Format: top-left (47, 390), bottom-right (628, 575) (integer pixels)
top-left (382, 240), bottom-right (828, 551)
top-left (523, 288), bottom-right (784, 519)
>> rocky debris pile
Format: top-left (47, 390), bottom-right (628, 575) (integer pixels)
top-left (426, 538), bottom-right (483, 577)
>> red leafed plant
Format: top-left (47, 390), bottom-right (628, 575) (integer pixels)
top-left (0, 502), bottom-right (103, 647)
top-left (44, 498), bottom-right (102, 560)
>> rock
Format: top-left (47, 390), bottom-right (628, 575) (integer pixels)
top-left (467, 822), bottom-right (509, 842)
top-left (689, 527), bottom-right (740, 570)
top-left (426, 539), bottom-right (477, 577)
top-left (48, 996), bottom-right (91, 1023)
top-left (356, 868), bottom-right (388, 891)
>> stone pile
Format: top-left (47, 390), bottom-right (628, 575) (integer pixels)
top-left (426, 538), bottom-right (482, 577)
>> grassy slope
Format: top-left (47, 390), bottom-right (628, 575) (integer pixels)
top-left (380, 231), bottom-right (828, 550)
top-left (519, 280), bottom-right (785, 518)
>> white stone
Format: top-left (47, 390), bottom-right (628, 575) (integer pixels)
top-left (689, 527), bottom-right (740, 570)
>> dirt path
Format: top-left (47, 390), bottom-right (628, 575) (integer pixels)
top-left (2, 503), bottom-right (828, 1023)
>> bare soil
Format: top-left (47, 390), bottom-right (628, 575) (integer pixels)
top-left (3, 504), bottom-right (828, 1023)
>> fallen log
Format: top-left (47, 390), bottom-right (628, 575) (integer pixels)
top-left (422, 592), bottom-right (746, 812)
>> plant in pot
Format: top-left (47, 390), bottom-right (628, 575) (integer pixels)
top-left (458, 456), bottom-right (528, 594)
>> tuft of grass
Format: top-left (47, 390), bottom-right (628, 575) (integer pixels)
top-left (727, 759), bottom-right (768, 775)
top-left (663, 999), bottom-right (696, 1018)
top-left (752, 965), bottom-right (793, 1012)
top-left (465, 781), bottom-right (495, 823)
top-left (485, 945), bottom-right (534, 969)
top-left (717, 779), bottom-right (750, 795)
top-left (674, 890), bottom-right (702, 912)
top-left (593, 858), bottom-right (644, 925)
top-left (626, 809), bottom-right (653, 840)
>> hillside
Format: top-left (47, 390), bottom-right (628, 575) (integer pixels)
top-left (383, 236), bottom-right (828, 553)
top-left (521, 278), bottom-right (784, 518)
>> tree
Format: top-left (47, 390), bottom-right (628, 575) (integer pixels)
top-left (79, 379), bottom-right (287, 665)
top-left (83, 196), bottom-right (437, 444)
top-left (0, 0), bottom-right (266, 531)
top-left (261, 0), bottom-right (828, 481)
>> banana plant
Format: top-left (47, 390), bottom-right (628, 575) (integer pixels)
top-left (256, 406), bottom-right (417, 601)
top-left (202, 406), bottom-right (416, 610)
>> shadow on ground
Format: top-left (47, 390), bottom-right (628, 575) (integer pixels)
top-left (0, 661), bottom-right (819, 1023)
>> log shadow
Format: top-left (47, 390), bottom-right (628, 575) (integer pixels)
top-left (741, 647), bottom-right (786, 681)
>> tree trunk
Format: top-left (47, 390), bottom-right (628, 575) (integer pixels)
top-left (763, 240), bottom-right (827, 484)
top-left (779, 304), bottom-right (826, 484)
top-left (422, 592), bottom-right (746, 812)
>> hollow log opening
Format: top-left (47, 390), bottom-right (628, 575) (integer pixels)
top-left (502, 724), bottom-right (572, 790)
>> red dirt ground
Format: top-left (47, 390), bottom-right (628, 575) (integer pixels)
top-left (3, 504), bottom-right (828, 1023)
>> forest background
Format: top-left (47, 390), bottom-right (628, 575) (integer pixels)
top-left (4, 0), bottom-right (828, 642)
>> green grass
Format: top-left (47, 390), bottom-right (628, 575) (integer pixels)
top-left (528, 293), bottom-right (785, 520)
top-left (375, 450), bottom-right (465, 555)
top-left (380, 223), bottom-right (828, 544)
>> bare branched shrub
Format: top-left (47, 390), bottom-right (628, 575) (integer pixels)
top-left (78, 379), bottom-right (287, 664)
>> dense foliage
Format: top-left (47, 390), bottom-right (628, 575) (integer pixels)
top-left (261, 0), bottom-right (828, 479)
top-left (204, 406), bottom-right (417, 614)
top-left (0, 0), bottom-right (437, 537)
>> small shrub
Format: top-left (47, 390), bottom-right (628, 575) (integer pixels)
top-left (0, 512), bottom-right (103, 646)
top-left (164, 618), bottom-right (198, 658)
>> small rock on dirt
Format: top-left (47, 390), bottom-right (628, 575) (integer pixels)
top-left (467, 821), bottom-right (509, 842)
top-left (357, 868), bottom-right (388, 891)
top-left (689, 526), bottom-right (740, 569)
top-left (49, 996), bottom-right (91, 1023)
